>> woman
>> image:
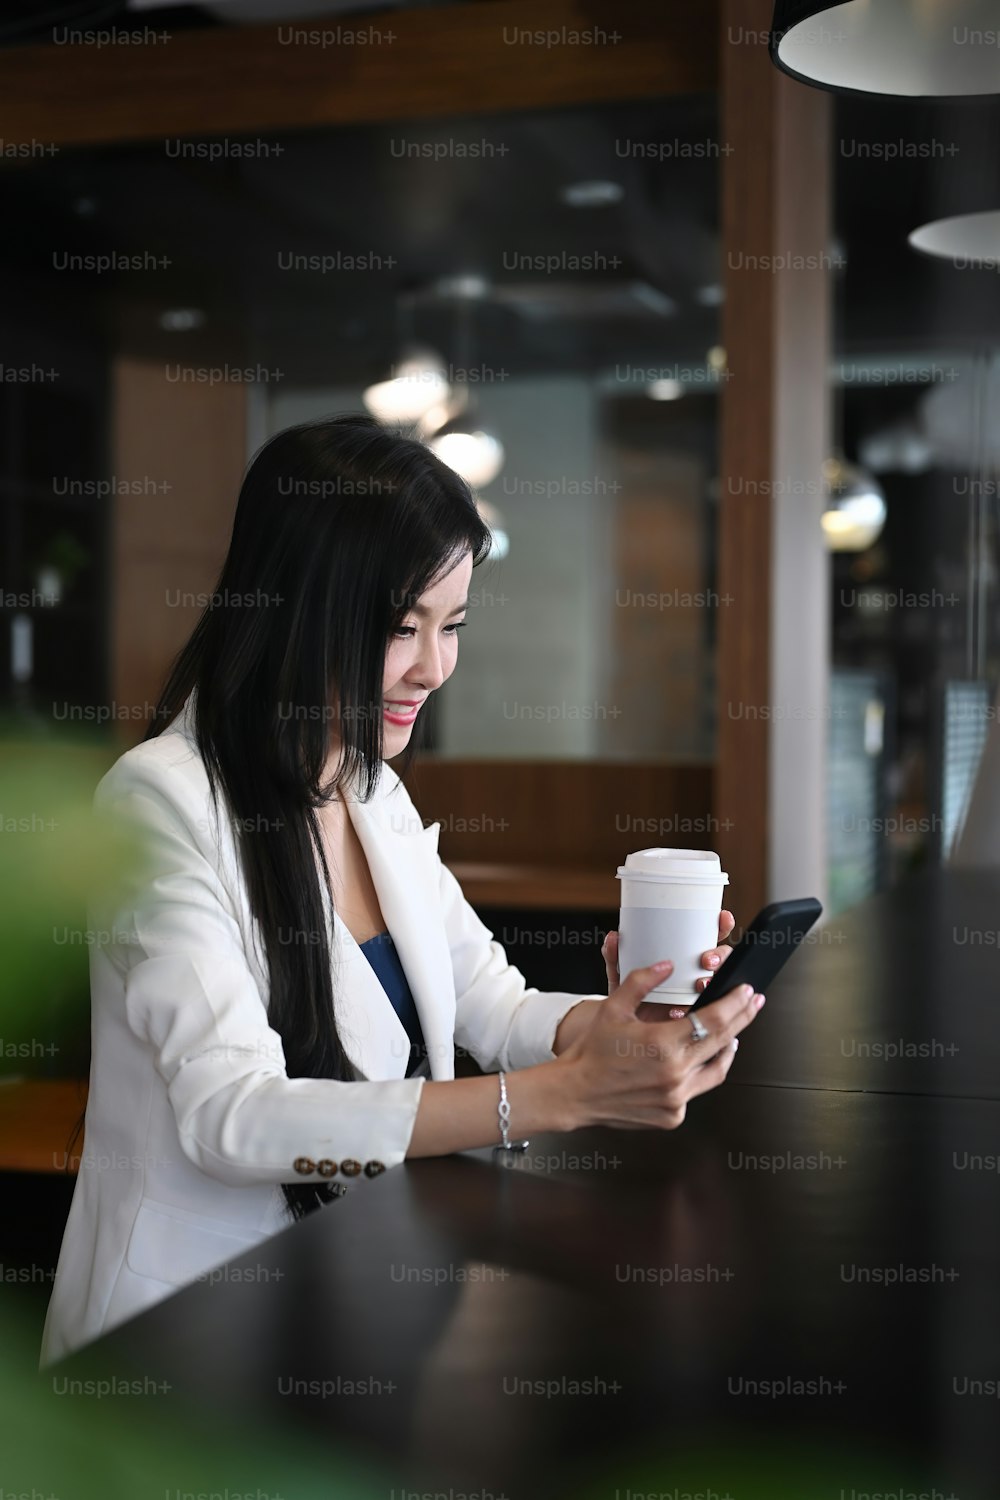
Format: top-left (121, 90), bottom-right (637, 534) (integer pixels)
top-left (40, 414), bottom-right (762, 1366)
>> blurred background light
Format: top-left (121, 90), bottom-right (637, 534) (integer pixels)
top-left (427, 421), bottom-right (505, 490)
top-left (158, 308), bottom-right (206, 332)
top-left (558, 179), bottom-right (625, 208)
top-left (647, 378), bottom-right (684, 401)
top-left (822, 456), bottom-right (888, 551)
top-left (363, 347), bottom-right (450, 425)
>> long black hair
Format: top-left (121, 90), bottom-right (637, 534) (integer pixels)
top-left (144, 413), bottom-right (492, 1218)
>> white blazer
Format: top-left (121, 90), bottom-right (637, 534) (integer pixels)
top-left (40, 694), bottom-right (595, 1366)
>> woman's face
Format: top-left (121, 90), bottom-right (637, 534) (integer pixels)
top-left (380, 549), bottom-right (474, 754)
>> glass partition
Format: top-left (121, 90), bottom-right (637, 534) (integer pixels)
top-left (828, 91), bottom-right (1000, 909)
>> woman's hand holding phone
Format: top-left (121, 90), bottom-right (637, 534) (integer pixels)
top-left (556, 957), bottom-right (764, 1130)
top-left (552, 911), bottom-right (747, 1070)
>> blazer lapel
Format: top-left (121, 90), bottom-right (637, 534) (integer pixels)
top-left (337, 783), bottom-right (457, 1083)
top-left (172, 692), bottom-right (456, 1084)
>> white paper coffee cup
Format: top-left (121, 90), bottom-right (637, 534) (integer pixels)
top-left (616, 848), bottom-right (729, 1000)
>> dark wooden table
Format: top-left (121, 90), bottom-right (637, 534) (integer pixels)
top-left (726, 866), bottom-right (1000, 1099)
top-left (42, 869), bottom-right (1000, 1498)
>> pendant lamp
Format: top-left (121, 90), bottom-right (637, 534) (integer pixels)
top-left (770, 2), bottom-right (1000, 98)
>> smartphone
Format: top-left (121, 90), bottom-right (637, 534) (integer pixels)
top-left (687, 897), bottom-right (823, 1012)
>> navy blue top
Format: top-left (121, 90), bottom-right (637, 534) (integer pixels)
top-left (358, 931), bottom-right (427, 1078)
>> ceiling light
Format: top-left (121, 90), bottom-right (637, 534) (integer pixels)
top-left (159, 308), bottom-right (205, 332)
top-left (428, 420), bottom-right (504, 490)
top-left (559, 180), bottom-right (624, 208)
top-left (629, 283), bottom-right (676, 317)
top-left (648, 379), bottom-right (684, 401)
top-left (415, 399), bottom-right (457, 440)
top-left (431, 274), bottom-right (490, 301)
top-left (417, 277), bottom-right (504, 486)
top-left (858, 422), bottom-right (934, 475)
top-left (909, 210), bottom-right (1000, 269)
top-left (770, 1), bottom-right (1000, 98)
top-left (10, 614), bottom-right (32, 683)
top-left (363, 349), bottom-right (450, 425)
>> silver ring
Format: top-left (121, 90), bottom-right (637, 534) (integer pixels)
top-left (689, 1014), bottom-right (710, 1043)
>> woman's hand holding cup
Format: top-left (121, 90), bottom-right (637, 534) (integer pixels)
top-left (601, 909), bottom-right (736, 1021)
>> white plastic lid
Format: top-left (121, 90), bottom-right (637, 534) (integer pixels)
top-left (615, 847), bottom-right (729, 886)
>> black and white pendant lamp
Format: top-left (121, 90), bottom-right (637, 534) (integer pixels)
top-left (770, 2), bottom-right (1000, 99)
top-left (770, 0), bottom-right (1000, 553)
top-left (908, 211), bottom-right (1000, 269)
top-left (769, 3), bottom-right (1000, 272)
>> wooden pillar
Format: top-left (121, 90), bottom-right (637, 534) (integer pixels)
top-left (717, 0), bottom-right (833, 918)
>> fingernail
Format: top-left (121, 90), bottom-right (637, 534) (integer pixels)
top-left (732, 1037), bottom-right (740, 1050)
top-left (708, 955), bottom-right (720, 967)
top-left (755, 993), bottom-right (766, 1009)
top-left (741, 985), bottom-right (754, 998)
top-left (653, 960), bottom-right (673, 972)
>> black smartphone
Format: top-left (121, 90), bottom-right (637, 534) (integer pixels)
top-left (687, 896), bottom-right (823, 1012)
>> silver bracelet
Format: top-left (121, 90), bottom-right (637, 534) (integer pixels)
top-left (495, 1069), bottom-right (529, 1153)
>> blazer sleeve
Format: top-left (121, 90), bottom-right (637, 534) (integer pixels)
top-left (92, 752), bottom-right (425, 1189)
top-left (437, 848), bottom-right (605, 1075)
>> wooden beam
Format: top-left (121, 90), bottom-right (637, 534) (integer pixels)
top-left (0, 0), bottom-right (718, 148)
top-left (406, 757), bottom-right (714, 869)
top-left (446, 863), bottom-right (621, 911)
top-left (405, 756), bottom-right (714, 909)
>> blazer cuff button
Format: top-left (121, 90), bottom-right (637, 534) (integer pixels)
top-left (293, 1157), bottom-right (316, 1175)
top-left (340, 1159), bottom-right (362, 1177)
top-left (317, 1159), bottom-right (338, 1177)
top-left (364, 1161), bottom-right (386, 1178)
